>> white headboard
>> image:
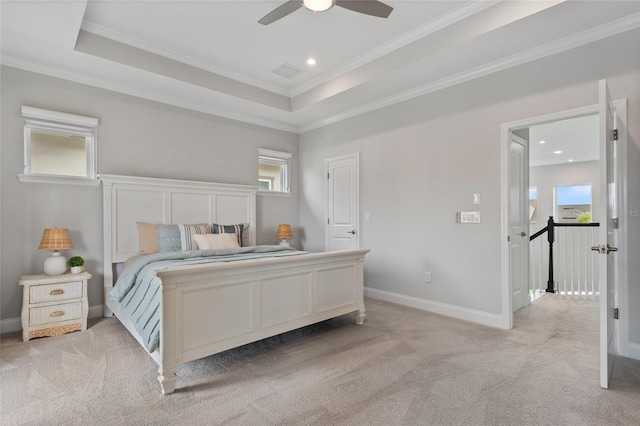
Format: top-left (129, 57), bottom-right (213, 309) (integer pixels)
top-left (100, 174), bottom-right (257, 312)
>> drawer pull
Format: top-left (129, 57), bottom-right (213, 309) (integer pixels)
top-left (50, 311), bottom-right (65, 317)
top-left (50, 289), bottom-right (64, 296)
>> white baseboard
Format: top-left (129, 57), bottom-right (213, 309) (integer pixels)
top-left (88, 304), bottom-right (104, 319)
top-left (0, 304), bottom-right (105, 334)
top-left (626, 343), bottom-right (640, 361)
top-left (364, 287), bottom-right (506, 329)
top-left (0, 317), bottom-right (22, 335)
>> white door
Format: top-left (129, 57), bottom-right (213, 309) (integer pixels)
top-left (326, 153), bottom-right (359, 251)
top-left (598, 79), bottom-right (618, 389)
top-left (510, 136), bottom-right (529, 312)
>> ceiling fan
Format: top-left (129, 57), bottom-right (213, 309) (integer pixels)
top-left (258, 0), bottom-right (393, 25)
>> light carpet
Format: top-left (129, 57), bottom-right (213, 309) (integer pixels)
top-left (1, 295), bottom-right (639, 425)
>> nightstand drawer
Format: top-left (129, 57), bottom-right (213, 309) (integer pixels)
top-left (30, 281), bottom-right (83, 304)
top-left (29, 302), bottom-right (83, 326)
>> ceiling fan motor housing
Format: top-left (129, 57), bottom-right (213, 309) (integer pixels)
top-left (303, 0), bottom-right (334, 12)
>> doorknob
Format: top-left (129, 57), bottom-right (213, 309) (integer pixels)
top-left (348, 230), bottom-right (356, 235)
top-left (520, 232), bottom-right (527, 237)
top-left (591, 244), bottom-right (619, 253)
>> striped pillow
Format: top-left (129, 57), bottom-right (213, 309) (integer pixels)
top-left (178, 223), bottom-right (212, 250)
top-left (212, 223), bottom-right (246, 246)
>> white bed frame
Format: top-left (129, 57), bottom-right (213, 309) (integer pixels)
top-left (100, 174), bottom-right (368, 394)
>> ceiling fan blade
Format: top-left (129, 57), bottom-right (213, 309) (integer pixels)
top-left (335, 0), bottom-right (393, 18)
top-left (258, 1), bottom-right (303, 25)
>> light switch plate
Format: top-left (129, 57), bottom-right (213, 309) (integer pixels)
top-left (473, 193), bottom-right (481, 205)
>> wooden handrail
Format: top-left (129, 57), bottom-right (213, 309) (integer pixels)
top-left (530, 227), bottom-right (549, 241)
top-left (530, 221), bottom-right (600, 241)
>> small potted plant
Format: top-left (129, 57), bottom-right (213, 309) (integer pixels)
top-left (68, 256), bottom-right (84, 274)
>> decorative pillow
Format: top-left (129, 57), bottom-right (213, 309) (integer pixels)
top-left (192, 233), bottom-right (240, 250)
top-left (178, 223), bottom-right (212, 250)
top-left (136, 222), bottom-right (158, 255)
top-left (212, 223), bottom-right (247, 246)
top-left (157, 224), bottom-right (181, 252)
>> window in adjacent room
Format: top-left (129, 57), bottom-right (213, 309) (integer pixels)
top-left (19, 106), bottom-right (99, 185)
top-left (258, 148), bottom-right (291, 194)
top-left (556, 184), bottom-right (592, 222)
top-left (529, 186), bottom-right (538, 223)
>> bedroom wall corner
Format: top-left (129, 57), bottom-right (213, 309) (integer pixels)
top-left (0, 65), bottom-right (300, 322)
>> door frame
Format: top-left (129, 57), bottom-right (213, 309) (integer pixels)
top-left (500, 100), bottom-right (628, 332)
top-left (324, 152), bottom-right (360, 251)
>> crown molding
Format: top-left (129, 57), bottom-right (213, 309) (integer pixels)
top-left (298, 12), bottom-right (640, 133)
top-left (3, 11), bottom-right (637, 136)
top-left (289, 0), bottom-right (499, 98)
top-left (80, 21), bottom-right (290, 97)
top-left (0, 54), bottom-right (298, 134)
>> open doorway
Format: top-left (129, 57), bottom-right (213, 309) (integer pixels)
top-left (501, 96), bottom-right (627, 329)
top-left (525, 114), bottom-right (601, 302)
top-left (501, 88), bottom-right (629, 389)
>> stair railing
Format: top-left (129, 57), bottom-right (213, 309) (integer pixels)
top-left (529, 216), bottom-right (599, 295)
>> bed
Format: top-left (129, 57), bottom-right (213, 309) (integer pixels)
top-left (100, 174), bottom-right (368, 394)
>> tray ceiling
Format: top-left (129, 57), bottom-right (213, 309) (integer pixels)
top-left (2, 1), bottom-right (639, 133)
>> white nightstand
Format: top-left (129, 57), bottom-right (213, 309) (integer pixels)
top-left (19, 271), bottom-right (92, 342)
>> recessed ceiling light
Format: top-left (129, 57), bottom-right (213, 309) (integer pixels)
top-left (554, 150), bottom-right (563, 154)
top-left (306, 58), bottom-right (317, 66)
top-left (568, 159), bottom-right (574, 162)
top-left (539, 140), bottom-right (546, 144)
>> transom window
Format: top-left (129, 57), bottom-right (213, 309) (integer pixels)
top-left (19, 106), bottom-right (99, 185)
top-left (258, 148), bottom-right (291, 194)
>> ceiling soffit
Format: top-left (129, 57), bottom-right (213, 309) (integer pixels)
top-left (1, 1), bottom-right (639, 133)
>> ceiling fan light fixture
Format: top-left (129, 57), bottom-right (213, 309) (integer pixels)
top-left (303, 0), bottom-right (334, 12)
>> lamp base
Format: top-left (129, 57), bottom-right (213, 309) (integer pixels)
top-left (279, 239), bottom-right (290, 247)
top-left (44, 252), bottom-right (67, 275)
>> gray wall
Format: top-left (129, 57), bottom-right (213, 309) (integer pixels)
top-left (299, 31), bottom-right (640, 346)
top-left (529, 160), bottom-right (600, 235)
top-left (0, 66), bottom-right (299, 320)
top-left (2, 31), bottom-right (639, 356)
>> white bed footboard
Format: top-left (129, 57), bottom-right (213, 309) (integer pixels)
top-left (156, 249), bottom-right (368, 394)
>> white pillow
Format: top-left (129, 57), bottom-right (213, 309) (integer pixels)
top-left (192, 233), bottom-right (240, 250)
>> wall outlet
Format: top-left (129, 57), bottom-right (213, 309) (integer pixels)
top-left (424, 271), bottom-right (432, 283)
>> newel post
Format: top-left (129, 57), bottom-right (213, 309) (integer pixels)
top-left (546, 216), bottom-right (556, 293)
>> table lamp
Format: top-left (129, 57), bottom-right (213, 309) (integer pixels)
top-left (276, 224), bottom-right (293, 247)
top-left (38, 228), bottom-right (73, 275)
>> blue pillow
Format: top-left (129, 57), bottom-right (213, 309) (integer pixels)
top-left (157, 224), bottom-right (181, 252)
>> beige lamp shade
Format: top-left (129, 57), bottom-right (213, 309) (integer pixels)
top-left (38, 228), bottom-right (73, 251)
top-left (276, 224), bottom-right (293, 239)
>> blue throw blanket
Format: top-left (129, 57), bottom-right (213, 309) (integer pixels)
top-left (110, 246), bottom-right (303, 352)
